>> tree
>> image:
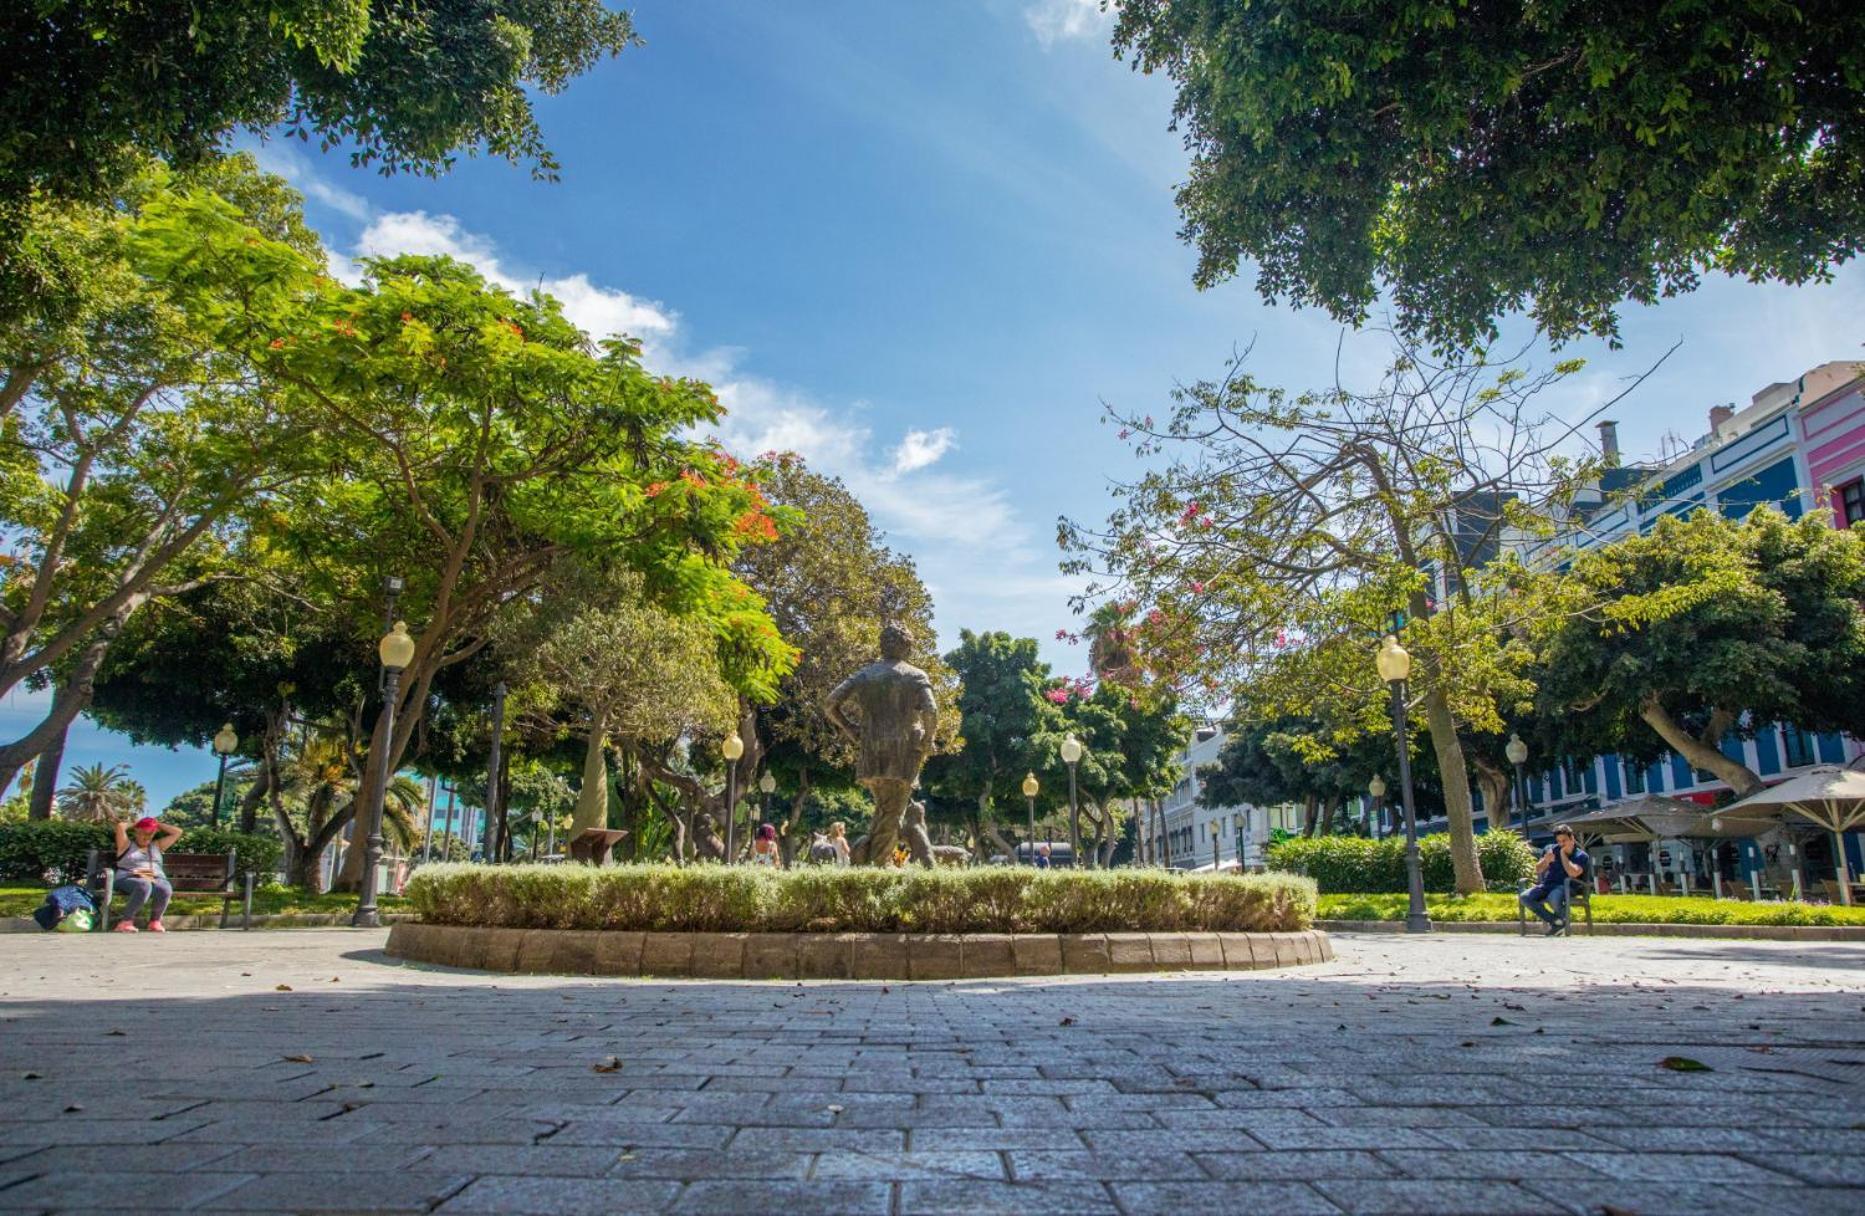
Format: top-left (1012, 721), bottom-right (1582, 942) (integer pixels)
top-left (1056, 681), bottom-right (1188, 867)
top-left (1, 2), bottom-right (636, 206)
top-left (56, 762), bottom-right (144, 822)
top-left (1112, 1), bottom-right (1865, 348)
top-left (1532, 507), bottom-right (1865, 797)
top-left (924, 631), bottom-right (1064, 861)
top-left (1061, 343), bottom-right (1600, 893)
top-left (0, 158), bottom-right (328, 794)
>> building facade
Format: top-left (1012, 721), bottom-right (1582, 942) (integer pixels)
top-left (1147, 725), bottom-right (1302, 870)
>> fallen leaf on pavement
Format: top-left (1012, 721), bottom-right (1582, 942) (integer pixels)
top-left (592, 1056), bottom-right (623, 1073)
top-left (283, 1054), bottom-right (314, 1064)
top-left (274, 984), bottom-right (293, 992)
top-left (1658, 1056), bottom-right (1711, 1072)
top-left (1058, 1016), bottom-right (1076, 1026)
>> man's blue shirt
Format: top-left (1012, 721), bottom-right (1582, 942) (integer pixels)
top-left (1535, 845), bottom-right (1589, 894)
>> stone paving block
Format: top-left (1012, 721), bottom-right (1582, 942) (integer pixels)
top-left (595, 930), bottom-right (646, 975)
top-left (689, 933), bottom-right (746, 979)
top-left (1111, 1181), bottom-right (1338, 1215)
top-left (1735, 1186), bottom-right (1865, 1216)
top-left (1584, 1126), bottom-right (1785, 1153)
top-left (438, 1176), bottom-right (681, 1215)
top-left (1216, 932), bottom-right (1264, 970)
top-left (1314, 1178), bottom-right (1564, 1214)
top-left (1380, 1150), bottom-right (1603, 1180)
top-left (1104, 932), bottom-right (1154, 973)
top-left (962, 934), bottom-right (1015, 977)
top-left (639, 933), bottom-right (695, 978)
top-left (850, 933), bottom-right (905, 979)
top-left (672, 1180), bottom-right (892, 1214)
top-left (907, 934), bottom-right (965, 981)
top-left (207, 1170), bottom-right (473, 1212)
top-left (1196, 1149), bottom-right (1400, 1180)
top-left (1184, 932), bottom-right (1224, 969)
top-left (795, 933), bottom-right (851, 979)
top-left (550, 930), bottom-right (602, 976)
top-left (907, 1128), bottom-right (1088, 1152)
top-left (417, 1145), bottom-right (623, 1176)
top-left (551, 1122), bottom-right (734, 1150)
top-left (0, 1169), bottom-right (256, 1211)
top-left (1008, 1150), bottom-right (1197, 1180)
top-left (811, 1149), bottom-right (1007, 1180)
top-left (729, 1128), bottom-right (905, 1153)
top-left (899, 1179), bottom-right (1118, 1214)
top-left (0, 1143), bottom-right (244, 1174)
top-left (1747, 1153), bottom-right (1865, 1186)
top-left (1011, 934), bottom-right (1062, 976)
top-left (1247, 1125), bottom-right (1448, 1150)
top-left (1421, 1127), bottom-right (1616, 1151)
top-left (607, 1149), bottom-right (810, 1179)
top-left (1562, 1151), bottom-right (1798, 1184)
top-left (1146, 933), bottom-right (1193, 970)
top-left (1058, 933), bottom-right (1111, 974)
top-left (1078, 1129), bottom-right (1263, 1153)
top-left (1521, 1181), bottom-right (1780, 1216)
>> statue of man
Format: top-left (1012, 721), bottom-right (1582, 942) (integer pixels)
top-left (824, 624), bottom-right (938, 865)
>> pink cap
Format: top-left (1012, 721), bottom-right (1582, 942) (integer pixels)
top-left (133, 817), bottom-right (159, 833)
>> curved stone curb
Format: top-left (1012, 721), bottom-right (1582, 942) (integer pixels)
top-left (385, 923), bottom-right (1333, 979)
top-left (1319, 917), bottom-right (1865, 941)
top-left (0, 911), bottom-right (416, 934)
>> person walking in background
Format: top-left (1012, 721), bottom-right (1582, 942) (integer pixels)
top-left (1521, 824), bottom-right (1590, 936)
top-left (827, 821), bottom-right (851, 867)
top-left (1034, 843), bottom-right (1052, 870)
top-left (112, 815), bottom-right (181, 933)
top-left (750, 822), bottom-right (783, 868)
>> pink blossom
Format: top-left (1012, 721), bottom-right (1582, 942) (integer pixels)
top-left (1190, 580), bottom-right (1205, 594)
top-left (1147, 608), bottom-right (1164, 625)
top-left (1045, 688), bottom-right (1071, 705)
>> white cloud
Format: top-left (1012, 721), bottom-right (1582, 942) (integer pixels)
top-left (890, 427), bottom-right (957, 474)
top-left (250, 143), bottom-right (372, 221)
top-left (1025, 0), bottom-right (1111, 48)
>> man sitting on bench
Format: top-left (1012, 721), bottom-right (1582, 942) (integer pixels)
top-left (112, 816), bottom-right (182, 934)
top-left (1521, 824), bottom-right (1589, 937)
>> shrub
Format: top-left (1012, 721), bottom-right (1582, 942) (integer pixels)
top-left (1315, 892), bottom-right (1865, 927)
top-left (1266, 832), bottom-right (1535, 894)
top-left (403, 863), bottom-right (1317, 934)
top-left (0, 820), bottom-right (283, 885)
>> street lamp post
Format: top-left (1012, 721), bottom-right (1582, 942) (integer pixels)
top-left (353, 621), bottom-right (416, 929)
top-left (1210, 820), bottom-right (1220, 872)
top-left (722, 731), bottom-right (745, 863)
top-left (483, 682), bottom-right (507, 862)
top-left (1060, 736), bottom-right (1083, 869)
top-left (1368, 774), bottom-right (1387, 841)
top-left (1021, 772), bottom-right (1039, 866)
top-left (210, 722), bottom-right (237, 829)
top-left (1505, 733), bottom-right (1530, 834)
top-left (1377, 635), bottom-right (1432, 934)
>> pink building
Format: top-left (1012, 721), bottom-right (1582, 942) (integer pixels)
top-left (1797, 362), bottom-right (1865, 528)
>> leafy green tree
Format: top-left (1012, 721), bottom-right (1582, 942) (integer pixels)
top-left (1533, 507), bottom-right (1865, 797)
top-left (1061, 344), bottom-right (1586, 893)
top-left (1112, 1), bottom-right (1865, 348)
top-left (1, 2), bottom-right (636, 205)
top-left (0, 159), bottom-right (329, 792)
top-left (1057, 681), bottom-right (1188, 867)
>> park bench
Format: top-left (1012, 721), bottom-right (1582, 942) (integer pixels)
top-left (85, 848), bottom-right (253, 931)
top-left (1516, 876), bottom-right (1594, 937)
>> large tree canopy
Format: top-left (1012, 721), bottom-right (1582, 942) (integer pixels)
top-left (1, 0), bottom-right (637, 204)
top-left (1113, 0), bottom-right (1865, 348)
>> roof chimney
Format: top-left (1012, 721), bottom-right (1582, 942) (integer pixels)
top-left (1596, 420), bottom-right (1620, 467)
top-left (1709, 404), bottom-right (1736, 435)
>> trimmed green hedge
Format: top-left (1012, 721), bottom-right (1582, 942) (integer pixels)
top-left (0, 820), bottom-right (282, 885)
top-left (1266, 832), bottom-right (1536, 894)
top-left (1317, 892), bottom-right (1865, 927)
top-left (405, 863), bottom-right (1318, 934)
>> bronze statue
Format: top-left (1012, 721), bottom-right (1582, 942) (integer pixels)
top-left (824, 624), bottom-right (938, 865)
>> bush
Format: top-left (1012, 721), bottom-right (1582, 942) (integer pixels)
top-left (1316, 892), bottom-right (1865, 927)
top-left (1266, 832), bottom-right (1535, 894)
top-left (0, 820), bottom-right (282, 885)
top-left (404, 863), bottom-right (1318, 934)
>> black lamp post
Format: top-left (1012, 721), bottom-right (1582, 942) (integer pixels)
top-left (1209, 820), bottom-right (1220, 872)
top-left (1061, 736), bottom-right (1083, 869)
top-left (209, 722), bottom-right (237, 829)
top-left (483, 681), bottom-right (507, 862)
top-left (1377, 635), bottom-right (1431, 934)
top-left (354, 620), bottom-right (415, 929)
top-left (1506, 733), bottom-right (1530, 834)
top-left (1021, 772), bottom-right (1039, 866)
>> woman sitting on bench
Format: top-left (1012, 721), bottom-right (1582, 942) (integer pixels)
top-left (112, 816), bottom-right (182, 933)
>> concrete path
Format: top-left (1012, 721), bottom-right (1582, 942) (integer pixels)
top-left (0, 929), bottom-right (1860, 1214)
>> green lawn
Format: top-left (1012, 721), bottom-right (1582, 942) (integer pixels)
top-left (1317, 891), bottom-right (1865, 926)
top-left (1, 884), bottom-right (407, 920)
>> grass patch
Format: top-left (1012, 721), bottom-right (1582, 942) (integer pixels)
top-left (405, 864), bottom-right (1317, 934)
top-left (1, 883), bottom-right (407, 920)
top-left (1317, 891), bottom-right (1865, 927)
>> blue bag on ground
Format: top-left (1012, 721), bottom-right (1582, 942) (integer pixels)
top-left (32, 884), bottom-right (96, 932)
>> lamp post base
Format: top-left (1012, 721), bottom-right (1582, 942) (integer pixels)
top-left (351, 907), bottom-right (381, 929)
top-left (1403, 912), bottom-right (1433, 934)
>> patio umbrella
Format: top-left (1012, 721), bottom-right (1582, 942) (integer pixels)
top-left (1716, 765), bottom-right (1865, 906)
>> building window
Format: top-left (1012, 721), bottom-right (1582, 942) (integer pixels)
top-left (1783, 724), bottom-right (1815, 769)
top-left (1623, 760), bottom-right (1645, 795)
top-left (1839, 478), bottom-right (1865, 528)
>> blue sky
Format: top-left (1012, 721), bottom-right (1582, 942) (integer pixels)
top-left (20, 0), bottom-right (1863, 810)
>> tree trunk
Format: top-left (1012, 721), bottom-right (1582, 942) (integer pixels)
top-left (1155, 798), bottom-right (1171, 867)
top-left (26, 719), bottom-right (67, 820)
top-left (1638, 699), bottom-right (1763, 796)
top-left (977, 790), bottom-right (1018, 860)
top-left (776, 766), bottom-right (812, 865)
top-left (0, 625), bottom-right (113, 798)
top-left (1420, 683), bottom-right (1485, 894)
top-left (571, 714), bottom-right (609, 838)
top-left (1471, 755), bottom-right (1514, 834)
top-left (1301, 794), bottom-right (1320, 837)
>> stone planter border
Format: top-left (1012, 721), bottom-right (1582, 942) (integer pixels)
top-left (1318, 917), bottom-right (1865, 941)
top-left (385, 922), bottom-right (1333, 979)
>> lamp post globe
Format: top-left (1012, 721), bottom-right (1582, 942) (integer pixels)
top-left (1059, 736), bottom-right (1084, 869)
top-left (354, 621), bottom-right (415, 928)
top-left (757, 769), bottom-right (776, 828)
top-left (1368, 773), bottom-right (1387, 839)
top-left (1377, 635), bottom-right (1430, 934)
top-left (209, 722), bottom-right (238, 830)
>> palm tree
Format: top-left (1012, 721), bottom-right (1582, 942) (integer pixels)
top-left (1082, 601), bottom-right (1140, 684)
top-left (57, 763), bottom-right (143, 821)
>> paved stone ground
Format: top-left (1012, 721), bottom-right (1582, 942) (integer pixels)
top-left (0, 930), bottom-right (1860, 1215)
